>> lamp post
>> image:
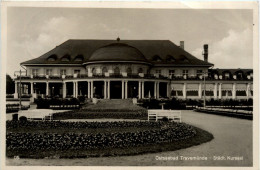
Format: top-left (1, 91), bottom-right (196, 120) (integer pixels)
top-left (14, 69), bottom-right (26, 110)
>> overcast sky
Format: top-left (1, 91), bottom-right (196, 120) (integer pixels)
top-left (7, 7), bottom-right (253, 76)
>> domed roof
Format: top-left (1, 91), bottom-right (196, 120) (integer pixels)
top-left (87, 42), bottom-right (149, 63)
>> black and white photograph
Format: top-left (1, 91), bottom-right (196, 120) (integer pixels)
top-left (1, 1), bottom-right (259, 169)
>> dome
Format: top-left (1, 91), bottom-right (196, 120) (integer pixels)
top-left (87, 43), bottom-right (149, 63)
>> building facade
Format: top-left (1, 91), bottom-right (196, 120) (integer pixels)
top-left (14, 39), bottom-right (253, 100)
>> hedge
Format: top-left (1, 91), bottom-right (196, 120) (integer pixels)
top-left (53, 110), bottom-right (148, 120)
top-left (35, 98), bottom-right (80, 109)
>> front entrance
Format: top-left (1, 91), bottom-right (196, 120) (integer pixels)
top-left (110, 81), bottom-right (122, 99)
top-left (128, 81), bottom-right (138, 98)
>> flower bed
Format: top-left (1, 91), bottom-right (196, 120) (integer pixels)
top-left (5, 120), bottom-right (210, 158)
top-left (53, 109), bottom-right (147, 120)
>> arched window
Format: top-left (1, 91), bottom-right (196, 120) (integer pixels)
top-left (152, 55), bottom-right (162, 61)
top-left (61, 54), bottom-right (70, 61)
top-left (126, 67), bottom-right (132, 75)
top-left (47, 54), bottom-right (57, 61)
top-left (114, 67), bottom-right (120, 75)
top-left (92, 68), bottom-right (97, 75)
top-left (138, 68), bottom-right (143, 74)
top-left (74, 55), bottom-right (83, 61)
top-left (102, 67), bottom-right (108, 74)
top-left (166, 55), bottom-right (176, 62)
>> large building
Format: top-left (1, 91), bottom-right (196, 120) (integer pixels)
top-left (14, 38), bottom-right (253, 100)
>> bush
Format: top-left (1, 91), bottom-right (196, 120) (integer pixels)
top-left (53, 109), bottom-right (147, 120)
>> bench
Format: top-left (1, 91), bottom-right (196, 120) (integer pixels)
top-left (148, 110), bottom-right (181, 122)
top-left (18, 109), bottom-right (53, 121)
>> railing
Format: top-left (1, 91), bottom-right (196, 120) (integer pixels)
top-left (15, 74), bottom-right (253, 81)
top-left (148, 109), bottom-right (181, 122)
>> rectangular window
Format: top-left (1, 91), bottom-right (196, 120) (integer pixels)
top-left (169, 70), bottom-right (175, 76)
top-left (225, 73), bottom-right (230, 78)
top-left (32, 69), bottom-right (38, 76)
top-left (60, 69), bottom-right (66, 76)
top-left (74, 70), bottom-right (80, 75)
top-left (196, 70), bottom-right (203, 77)
top-left (46, 69), bottom-right (52, 76)
top-left (183, 70), bottom-right (188, 76)
top-left (155, 70), bottom-right (161, 75)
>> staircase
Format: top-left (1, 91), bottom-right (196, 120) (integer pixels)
top-left (83, 99), bottom-right (145, 111)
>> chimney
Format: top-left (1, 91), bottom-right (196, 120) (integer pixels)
top-left (203, 44), bottom-right (208, 62)
top-left (180, 41), bottom-right (184, 49)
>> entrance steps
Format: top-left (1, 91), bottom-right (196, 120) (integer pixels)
top-left (83, 99), bottom-right (145, 111)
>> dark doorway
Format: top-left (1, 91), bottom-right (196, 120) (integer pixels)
top-left (110, 81), bottom-right (122, 99)
top-left (128, 81), bottom-right (138, 98)
top-left (49, 83), bottom-right (62, 97)
top-left (144, 82), bottom-right (154, 98)
top-left (93, 81), bottom-right (104, 99)
top-left (159, 82), bottom-right (167, 98)
top-left (78, 81), bottom-right (88, 96)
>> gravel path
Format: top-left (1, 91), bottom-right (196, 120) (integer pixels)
top-left (6, 110), bottom-right (252, 166)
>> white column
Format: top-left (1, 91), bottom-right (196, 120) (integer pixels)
top-left (232, 83), bottom-right (236, 99)
top-left (157, 82), bottom-right (160, 98)
top-left (246, 83), bottom-right (250, 99)
top-left (183, 83), bottom-right (186, 99)
top-left (142, 81), bottom-right (144, 98)
top-left (72, 82), bottom-right (75, 98)
top-left (30, 82), bottom-right (33, 94)
top-left (198, 83), bottom-right (202, 99)
top-left (91, 81), bottom-right (94, 98)
top-left (75, 81), bottom-right (78, 98)
top-left (218, 83), bottom-right (222, 99)
top-left (167, 82), bottom-right (170, 98)
top-left (14, 82), bottom-right (18, 98)
top-left (154, 82), bottom-right (157, 99)
top-left (108, 81), bottom-right (110, 99)
top-left (125, 81), bottom-right (128, 99)
top-left (87, 81), bottom-right (90, 98)
top-left (62, 82), bottom-right (66, 98)
top-left (122, 80), bottom-right (125, 99)
top-left (46, 82), bottom-right (49, 96)
top-left (214, 83), bottom-right (218, 99)
top-left (104, 81), bottom-right (107, 99)
top-left (138, 81), bottom-right (141, 99)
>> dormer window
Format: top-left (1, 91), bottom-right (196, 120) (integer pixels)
top-left (47, 54), bottom-right (57, 61)
top-left (61, 54), bottom-right (70, 61)
top-left (74, 55), bottom-right (83, 61)
top-left (152, 55), bottom-right (162, 62)
top-left (250, 72), bottom-right (253, 78)
top-left (166, 55), bottom-right (176, 62)
top-left (179, 55), bottom-right (189, 62)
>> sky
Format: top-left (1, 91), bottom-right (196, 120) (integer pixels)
top-left (6, 7), bottom-right (253, 76)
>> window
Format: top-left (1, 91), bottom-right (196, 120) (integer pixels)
top-left (152, 55), bottom-right (162, 62)
top-left (169, 70), bottom-right (175, 76)
top-left (237, 72), bottom-right (243, 79)
top-left (60, 69), bottom-right (66, 76)
top-left (46, 69), bottom-right (52, 76)
top-left (250, 72), bottom-right (253, 78)
top-left (74, 55), bottom-right (83, 61)
top-left (61, 54), bottom-right (70, 61)
top-left (155, 70), bottom-right (161, 75)
top-left (225, 73), bottom-right (230, 79)
top-left (126, 67), bottom-right (132, 75)
top-left (138, 68), bottom-right (143, 74)
top-left (47, 54), bottom-right (57, 61)
top-left (32, 69), bottom-right (38, 76)
top-left (102, 67), bottom-right (108, 74)
top-left (114, 67), bottom-right (120, 75)
top-left (92, 68), bottom-right (97, 75)
top-left (183, 70), bottom-right (188, 76)
top-left (74, 70), bottom-right (80, 75)
top-left (196, 70), bottom-right (203, 77)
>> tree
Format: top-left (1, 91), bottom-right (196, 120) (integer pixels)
top-left (6, 74), bottom-right (15, 94)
